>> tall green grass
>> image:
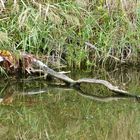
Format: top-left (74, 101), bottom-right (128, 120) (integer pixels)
top-left (0, 0), bottom-right (140, 68)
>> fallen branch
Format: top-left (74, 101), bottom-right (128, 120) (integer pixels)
top-left (31, 58), bottom-right (138, 96)
top-left (0, 51), bottom-right (138, 98)
top-left (76, 78), bottom-right (130, 95)
top-left (32, 58), bottom-right (75, 84)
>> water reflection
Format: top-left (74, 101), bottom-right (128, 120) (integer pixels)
top-left (0, 72), bottom-right (140, 104)
top-left (0, 68), bottom-right (140, 139)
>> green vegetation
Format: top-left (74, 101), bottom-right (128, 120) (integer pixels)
top-left (0, 1), bottom-right (140, 139)
top-left (0, 0), bottom-right (140, 68)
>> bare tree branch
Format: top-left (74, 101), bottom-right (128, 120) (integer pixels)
top-left (31, 58), bottom-right (139, 97)
top-left (76, 78), bottom-right (130, 95)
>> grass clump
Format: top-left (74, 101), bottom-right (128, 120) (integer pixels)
top-left (0, 0), bottom-right (140, 69)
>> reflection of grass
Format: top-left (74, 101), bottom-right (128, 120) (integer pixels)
top-left (0, 124), bottom-right (8, 137)
top-left (80, 83), bottom-right (114, 97)
top-left (110, 112), bottom-right (140, 140)
top-left (0, 88), bottom-right (139, 139)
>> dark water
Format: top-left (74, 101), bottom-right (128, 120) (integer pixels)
top-left (0, 67), bottom-right (140, 140)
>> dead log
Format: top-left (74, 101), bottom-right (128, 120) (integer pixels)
top-left (1, 51), bottom-right (139, 100)
top-left (32, 58), bottom-right (75, 84)
top-left (31, 58), bottom-right (139, 97)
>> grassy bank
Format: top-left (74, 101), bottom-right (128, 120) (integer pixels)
top-left (0, 0), bottom-right (140, 69)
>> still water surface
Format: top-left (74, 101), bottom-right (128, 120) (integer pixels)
top-left (0, 67), bottom-right (140, 140)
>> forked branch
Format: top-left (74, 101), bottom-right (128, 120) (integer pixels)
top-left (32, 58), bottom-right (139, 97)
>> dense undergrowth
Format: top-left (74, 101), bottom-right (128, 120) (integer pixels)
top-left (0, 0), bottom-right (140, 69)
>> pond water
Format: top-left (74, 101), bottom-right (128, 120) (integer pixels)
top-left (0, 67), bottom-right (140, 140)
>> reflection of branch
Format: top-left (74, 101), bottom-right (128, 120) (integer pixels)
top-left (19, 84), bottom-right (140, 102)
top-left (17, 82), bottom-right (140, 102)
top-left (1, 80), bottom-right (140, 104)
top-left (18, 88), bottom-right (48, 95)
top-left (75, 87), bottom-right (140, 102)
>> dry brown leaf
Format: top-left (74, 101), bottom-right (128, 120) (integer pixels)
top-left (2, 96), bottom-right (13, 105)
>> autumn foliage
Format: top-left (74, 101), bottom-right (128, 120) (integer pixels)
top-left (0, 50), bottom-right (35, 75)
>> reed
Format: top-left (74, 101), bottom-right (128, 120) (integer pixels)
top-left (0, 0), bottom-right (139, 68)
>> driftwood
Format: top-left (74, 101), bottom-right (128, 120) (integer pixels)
top-left (0, 52), bottom-right (140, 105)
top-left (31, 58), bottom-right (139, 97)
